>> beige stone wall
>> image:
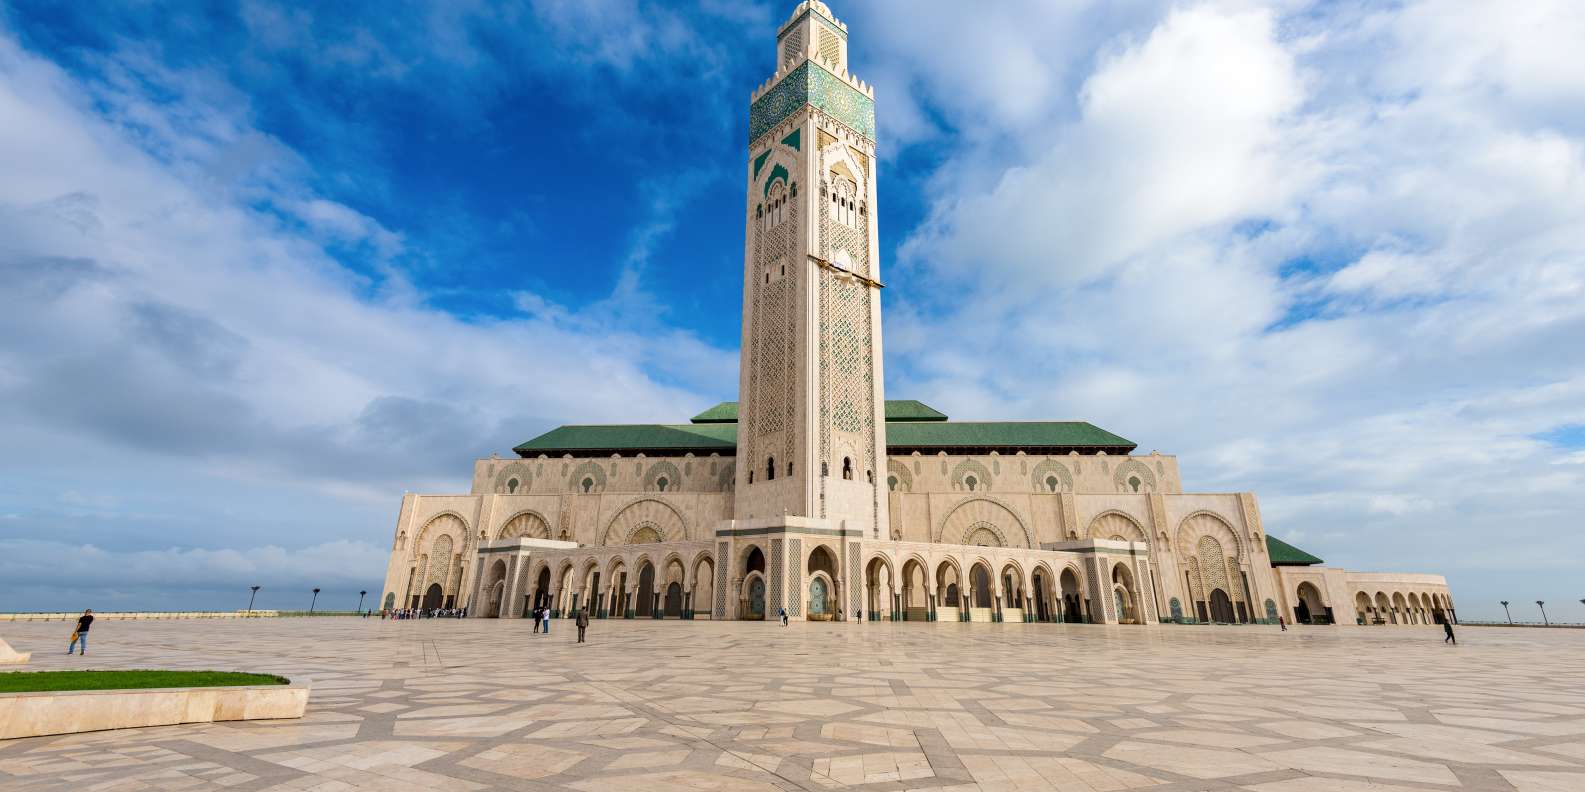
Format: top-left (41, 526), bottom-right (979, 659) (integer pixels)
top-left (380, 484), bottom-right (735, 612)
top-left (471, 453), bottom-right (737, 496)
top-left (1273, 566), bottom-right (1453, 625)
top-left (885, 452), bottom-right (1182, 497)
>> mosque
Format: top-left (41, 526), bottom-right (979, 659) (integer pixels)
top-left (378, 1), bottom-right (1453, 629)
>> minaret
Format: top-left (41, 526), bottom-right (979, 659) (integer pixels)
top-left (734, 1), bottom-right (887, 543)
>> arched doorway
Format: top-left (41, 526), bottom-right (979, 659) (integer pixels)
top-left (969, 563), bottom-right (994, 621)
top-left (865, 557), bottom-right (894, 621)
top-left (636, 562), bottom-right (656, 618)
top-left (489, 581), bottom-right (505, 617)
top-left (1374, 592), bottom-right (1393, 624)
top-left (692, 555), bottom-right (715, 619)
top-left (809, 576), bottom-right (831, 619)
top-left (1031, 568), bottom-right (1052, 622)
top-left (1295, 581), bottom-right (1327, 624)
top-left (742, 546), bottom-right (766, 620)
top-left (422, 583), bottom-right (443, 611)
top-left (807, 545), bottom-right (838, 621)
top-left (1209, 589), bottom-right (1235, 623)
top-left (607, 560), bottom-right (628, 618)
top-left (1000, 564), bottom-right (1025, 622)
top-left (936, 561), bottom-right (963, 621)
top-left (1111, 563), bottom-right (1138, 624)
top-left (746, 575), bottom-right (766, 620)
top-left (382, 592), bottom-right (396, 611)
top-left (533, 566), bottom-right (551, 612)
top-left (900, 559), bottom-right (927, 620)
top-left (664, 582), bottom-right (683, 617)
top-left (1059, 567), bottom-right (1084, 623)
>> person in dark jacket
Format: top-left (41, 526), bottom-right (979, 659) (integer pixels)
top-left (575, 607), bottom-right (590, 643)
top-left (68, 609), bottom-right (93, 656)
top-left (1443, 620), bottom-right (1456, 644)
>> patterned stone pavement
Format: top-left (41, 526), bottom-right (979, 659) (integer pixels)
top-left (2, 619), bottom-right (1583, 792)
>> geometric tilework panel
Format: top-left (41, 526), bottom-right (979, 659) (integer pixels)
top-left (769, 539), bottom-right (785, 617)
top-left (787, 538), bottom-right (802, 617)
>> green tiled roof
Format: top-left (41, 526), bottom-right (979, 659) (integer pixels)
top-left (691, 400), bottom-right (948, 424)
top-left (883, 400), bottom-right (948, 422)
top-left (886, 421), bottom-right (1134, 453)
top-left (513, 424), bottom-right (736, 456)
top-left (1266, 535), bottom-right (1324, 566)
top-left (517, 414), bottom-right (1136, 457)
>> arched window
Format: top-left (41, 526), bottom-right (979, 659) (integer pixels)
top-left (965, 475), bottom-right (978, 492)
top-left (887, 475), bottom-right (898, 491)
top-left (656, 477), bottom-right (669, 492)
top-left (1045, 475), bottom-right (1058, 493)
top-left (866, 469), bottom-right (874, 484)
top-left (507, 478), bottom-right (519, 494)
top-left (766, 457), bottom-right (776, 481)
top-left (581, 477), bottom-right (594, 493)
top-left (787, 461), bottom-right (794, 477)
top-left (821, 461), bottom-right (829, 477)
top-left (767, 181), bottom-right (787, 227)
top-left (842, 458), bottom-right (853, 480)
top-left (1128, 475), bottom-right (1141, 492)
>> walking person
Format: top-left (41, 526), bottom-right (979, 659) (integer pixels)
top-left (532, 606), bottom-right (542, 634)
top-left (541, 606), bottom-right (551, 634)
top-left (576, 606), bottom-right (589, 643)
top-left (67, 609), bottom-right (93, 656)
top-left (1443, 619), bottom-right (1456, 644)
top-left (779, 607), bottom-right (788, 627)
top-left (1278, 615), bottom-right (1287, 632)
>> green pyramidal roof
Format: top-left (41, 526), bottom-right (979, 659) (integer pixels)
top-left (515, 400), bottom-right (1136, 458)
top-left (690, 400), bottom-right (948, 424)
top-left (1266, 535), bottom-right (1324, 566)
top-left (514, 423), bottom-right (737, 456)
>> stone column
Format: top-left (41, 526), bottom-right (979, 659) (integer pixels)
top-left (1086, 555), bottom-right (1111, 624)
top-left (501, 556), bottom-right (522, 618)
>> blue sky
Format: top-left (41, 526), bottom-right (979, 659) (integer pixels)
top-left (2, 0), bottom-right (1584, 621)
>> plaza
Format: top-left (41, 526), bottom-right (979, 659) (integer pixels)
top-left (3, 618), bottom-right (1584, 791)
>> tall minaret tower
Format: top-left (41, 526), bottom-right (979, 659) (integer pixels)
top-left (733, 1), bottom-right (887, 548)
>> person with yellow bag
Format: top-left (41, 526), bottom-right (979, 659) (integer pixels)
top-left (67, 609), bottom-right (93, 656)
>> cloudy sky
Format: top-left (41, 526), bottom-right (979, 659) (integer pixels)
top-left (1, 0), bottom-right (1582, 621)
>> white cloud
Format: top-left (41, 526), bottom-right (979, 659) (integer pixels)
top-left (870, 0), bottom-right (1585, 620)
top-left (0, 25), bottom-right (735, 610)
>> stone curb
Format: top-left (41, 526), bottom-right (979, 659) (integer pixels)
top-left (0, 680), bottom-right (310, 740)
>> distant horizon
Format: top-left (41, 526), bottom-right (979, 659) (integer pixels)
top-left (3, 1), bottom-right (1584, 622)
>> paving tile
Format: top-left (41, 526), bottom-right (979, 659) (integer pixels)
top-left (0, 619), bottom-right (1582, 792)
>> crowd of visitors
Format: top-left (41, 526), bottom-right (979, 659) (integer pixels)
top-left (383, 607), bottom-right (467, 619)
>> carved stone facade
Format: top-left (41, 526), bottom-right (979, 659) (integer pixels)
top-left (378, 0), bottom-right (1452, 627)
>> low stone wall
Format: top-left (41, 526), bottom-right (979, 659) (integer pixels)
top-left (0, 682), bottom-right (309, 740)
top-left (0, 611), bottom-right (281, 622)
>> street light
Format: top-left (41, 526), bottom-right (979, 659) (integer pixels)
top-left (1537, 600), bottom-right (1548, 626)
top-left (310, 588), bottom-right (321, 614)
top-left (1500, 600), bottom-right (1511, 624)
top-left (358, 590), bottom-right (367, 613)
top-left (247, 585), bottom-right (260, 614)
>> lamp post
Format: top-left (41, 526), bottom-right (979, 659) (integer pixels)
top-left (247, 585), bottom-right (260, 614)
top-left (310, 588), bottom-right (321, 614)
top-left (1537, 600), bottom-right (1548, 626)
top-left (1501, 600), bottom-right (1511, 624)
top-left (358, 590), bottom-right (367, 613)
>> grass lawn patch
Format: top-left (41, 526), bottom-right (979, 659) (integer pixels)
top-left (0, 670), bottom-right (289, 693)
